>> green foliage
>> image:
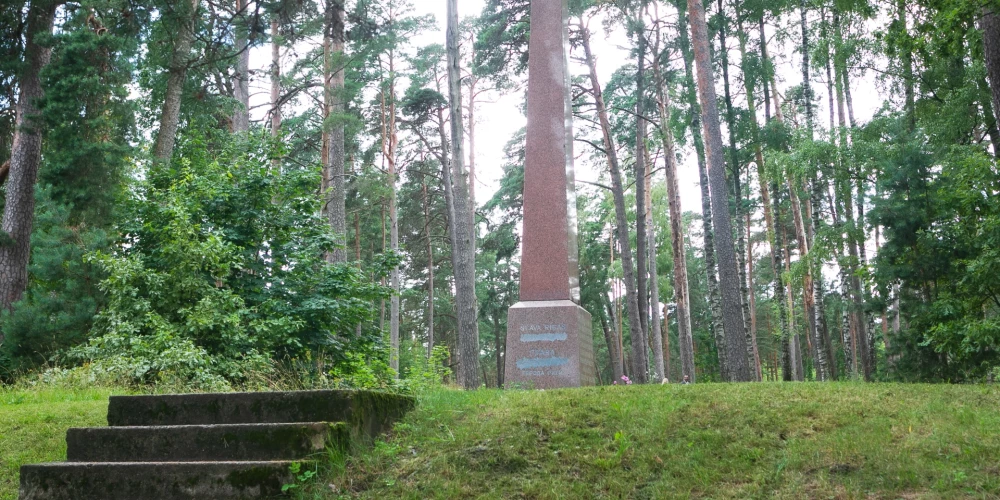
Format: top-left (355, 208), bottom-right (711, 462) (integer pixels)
top-left (866, 112), bottom-right (1000, 381)
top-left (0, 190), bottom-right (108, 376)
top-left (1, 2), bottom-right (139, 377)
top-left (60, 134), bottom-right (395, 388)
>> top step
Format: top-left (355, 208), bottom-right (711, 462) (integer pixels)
top-left (107, 390), bottom-right (415, 437)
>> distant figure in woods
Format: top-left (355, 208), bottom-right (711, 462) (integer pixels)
top-left (681, 375), bottom-right (691, 385)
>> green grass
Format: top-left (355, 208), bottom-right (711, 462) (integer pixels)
top-left (3, 383), bottom-right (999, 499)
top-left (0, 386), bottom-right (126, 500)
top-left (316, 383), bottom-right (1000, 499)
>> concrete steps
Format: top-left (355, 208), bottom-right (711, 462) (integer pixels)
top-left (20, 390), bottom-right (415, 499)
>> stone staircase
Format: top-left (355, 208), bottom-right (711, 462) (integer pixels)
top-left (19, 390), bottom-right (415, 500)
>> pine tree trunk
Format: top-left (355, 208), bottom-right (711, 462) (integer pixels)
top-left (832, 10), bottom-right (870, 380)
top-left (434, 102), bottom-right (461, 372)
top-left (780, 221), bottom-right (798, 381)
top-left (634, 26), bottom-right (659, 379)
top-left (752, 13), bottom-right (793, 382)
top-left (326, 0), bottom-right (348, 264)
top-left (676, 1), bottom-right (725, 379)
top-left (687, 0), bottom-right (753, 382)
top-left (799, 0), bottom-right (814, 132)
top-left (448, 0), bottom-right (481, 389)
top-left (423, 179), bottom-right (435, 358)
top-left (152, 0), bottom-right (199, 161)
top-left (0, 0), bottom-right (58, 318)
top-left (897, 0), bottom-right (916, 131)
top-left (736, 17), bottom-right (770, 380)
top-left (716, 0), bottom-right (755, 374)
top-left (601, 299), bottom-right (624, 382)
top-left (581, 20), bottom-right (649, 383)
top-left (652, 33), bottom-right (695, 383)
top-left (759, 19), bottom-right (784, 123)
top-left (231, 0), bottom-right (250, 132)
top-left (645, 155), bottom-right (665, 381)
top-left (270, 18), bottom-right (281, 138)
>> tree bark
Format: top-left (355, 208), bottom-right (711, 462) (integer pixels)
top-left (423, 178), bottom-right (435, 358)
top-left (634, 23), bottom-right (660, 379)
top-left (270, 17), bottom-right (281, 138)
top-left (448, 0), bottom-right (481, 389)
top-left (581, 20), bottom-right (649, 383)
top-left (325, 0), bottom-right (348, 264)
top-left (601, 297), bottom-right (624, 382)
top-left (231, 0), bottom-right (250, 133)
top-left (898, 0), bottom-right (916, 131)
top-left (736, 15), bottom-right (771, 381)
top-left (676, 0), bottom-right (725, 379)
top-left (0, 0), bottom-right (58, 320)
top-left (652, 27), bottom-right (695, 383)
top-left (716, 0), bottom-right (754, 373)
top-left (153, 0), bottom-right (200, 161)
top-left (799, 0), bottom-right (814, 132)
top-left (686, 0), bottom-right (753, 381)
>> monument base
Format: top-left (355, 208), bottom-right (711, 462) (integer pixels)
top-left (504, 300), bottom-right (595, 389)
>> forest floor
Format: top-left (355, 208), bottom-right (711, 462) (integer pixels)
top-left (312, 383), bottom-right (1000, 499)
top-left (2, 383), bottom-right (999, 499)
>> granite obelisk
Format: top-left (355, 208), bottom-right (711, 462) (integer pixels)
top-left (504, 0), bottom-right (596, 389)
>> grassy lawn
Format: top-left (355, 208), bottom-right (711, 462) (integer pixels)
top-left (3, 383), bottom-right (999, 499)
top-left (317, 383), bottom-right (1000, 499)
top-left (0, 387), bottom-right (123, 500)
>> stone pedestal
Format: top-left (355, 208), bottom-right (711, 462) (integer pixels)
top-left (505, 301), bottom-right (595, 389)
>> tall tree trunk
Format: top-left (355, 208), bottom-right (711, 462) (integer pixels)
top-left (634, 24), bottom-right (659, 379)
top-left (716, 0), bottom-right (754, 373)
top-left (747, 213), bottom-right (761, 378)
top-left (448, 0), bottom-right (481, 389)
top-left (737, 15), bottom-right (771, 380)
top-left (0, 0), bottom-right (58, 319)
top-left (780, 220), bottom-right (796, 381)
top-left (231, 0), bottom-right (250, 132)
top-left (152, 0), bottom-right (200, 161)
top-left (676, 0), bottom-right (725, 379)
top-left (687, 0), bottom-right (753, 381)
top-left (897, 0), bottom-right (916, 131)
top-left (652, 27), bottom-right (695, 383)
top-left (581, 20), bottom-right (649, 383)
top-left (434, 100), bottom-right (460, 374)
top-left (751, 12), bottom-right (794, 382)
top-left (759, 18), bottom-right (784, 123)
top-left (833, 9), bottom-right (870, 380)
top-left (603, 294), bottom-right (625, 382)
top-left (799, 0), bottom-right (814, 131)
top-left (325, 0), bottom-right (348, 264)
top-left (645, 154), bottom-right (666, 381)
top-left (786, 181), bottom-right (812, 382)
top-left (423, 178), bottom-right (435, 358)
top-left (493, 313), bottom-right (504, 387)
top-left (376, 44), bottom-right (400, 377)
top-left (662, 305), bottom-right (671, 380)
top-left (270, 17), bottom-right (281, 138)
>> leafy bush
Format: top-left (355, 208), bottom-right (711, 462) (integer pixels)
top-left (62, 134), bottom-right (396, 388)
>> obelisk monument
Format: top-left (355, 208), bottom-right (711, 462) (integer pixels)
top-left (504, 0), bottom-right (596, 389)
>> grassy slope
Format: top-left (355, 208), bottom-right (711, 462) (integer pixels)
top-left (326, 383), bottom-right (1000, 499)
top-left (2, 384), bottom-right (998, 499)
top-left (0, 387), bottom-right (119, 500)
